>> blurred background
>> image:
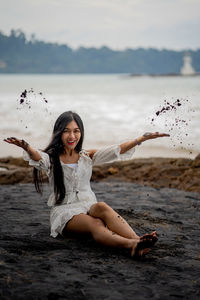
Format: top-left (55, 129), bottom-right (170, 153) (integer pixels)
top-left (0, 0), bottom-right (200, 158)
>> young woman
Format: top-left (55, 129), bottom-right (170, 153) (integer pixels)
top-left (4, 111), bottom-right (170, 257)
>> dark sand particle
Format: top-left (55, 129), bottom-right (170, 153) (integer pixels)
top-left (151, 98), bottom-right (194, 153)
top-left (18, 89), bottom-right (48, 109)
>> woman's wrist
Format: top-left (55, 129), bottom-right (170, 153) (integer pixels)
top-left (135, 136), bottom-right (145, 145)
top-left (21, 140), bottom-right (30, 151)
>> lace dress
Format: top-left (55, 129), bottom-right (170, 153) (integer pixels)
top-left (23, 144), bottom-right (135, 238)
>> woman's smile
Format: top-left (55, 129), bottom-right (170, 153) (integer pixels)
top-left (67, 140), bottom-right (76, 146)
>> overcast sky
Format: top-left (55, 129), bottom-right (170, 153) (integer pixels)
top-left (1, 0), bottom-right (200, 50)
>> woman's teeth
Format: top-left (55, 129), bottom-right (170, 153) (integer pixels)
top-left (67, 141), bottom-right (75, 144)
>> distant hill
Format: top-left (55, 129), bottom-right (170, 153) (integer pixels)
top-left (0, 29), bottom-right (199, 74)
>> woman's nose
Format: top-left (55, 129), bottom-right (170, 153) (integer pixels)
top-left (69, 131), bottom-right (75, 139)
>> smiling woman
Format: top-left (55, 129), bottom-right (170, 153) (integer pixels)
top-left (3, 110), bottom-right (171, 258)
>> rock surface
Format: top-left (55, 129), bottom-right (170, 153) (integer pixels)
top-left (0, 182), bottom-right (200, 299)
top-left (0, 154), bottom-right (200, 192)
top-left (92, 154), bottom-right (200, 193)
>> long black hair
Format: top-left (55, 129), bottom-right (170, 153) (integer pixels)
top-left (33, 111), bottom-right (84, 204)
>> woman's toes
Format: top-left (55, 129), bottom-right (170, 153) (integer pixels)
top-left (143, 248), bottom-right (151, 255)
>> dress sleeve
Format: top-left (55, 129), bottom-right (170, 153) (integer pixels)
top-left (92, 144), bottom-right (135, 166)
top-left (23, 149), bottom-right (51, 176)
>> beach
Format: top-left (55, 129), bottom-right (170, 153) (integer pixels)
top-left (0, 155), bottom-right (200, 299)
top-left (1, 1), bottom-right (200, 297)
top-left (0, 74), bottom-right (200, 299)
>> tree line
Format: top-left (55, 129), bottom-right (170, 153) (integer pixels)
top-left (0, 29), bottom-right (199, 74)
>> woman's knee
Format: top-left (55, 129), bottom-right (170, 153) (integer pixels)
top-left (92, 217), bottom-right (105, 227)
top-left (89, 202), bottom-right (112, 218)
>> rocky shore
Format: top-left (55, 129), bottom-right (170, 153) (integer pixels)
top-left (1, 154), bottom-right (200, 299)
top-left (0, 154), bottom-right (199, 192)
top-left (0, 181), bottom-right (200, 299)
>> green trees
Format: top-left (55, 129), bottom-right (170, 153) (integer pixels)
top-left (0, 30), bottom-right (199, 74)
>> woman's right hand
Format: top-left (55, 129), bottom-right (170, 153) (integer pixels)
top-left (4, 137), bottom-right (29, 151)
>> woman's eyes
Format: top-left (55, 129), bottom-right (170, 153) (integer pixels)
top-left (63, 129), bottom-right (80, 133)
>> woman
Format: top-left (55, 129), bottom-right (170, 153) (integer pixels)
top-left (4, 111), bottom-right (170, 257)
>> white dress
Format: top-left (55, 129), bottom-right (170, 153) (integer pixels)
top-left (23, 144), bottom-right (135, 238)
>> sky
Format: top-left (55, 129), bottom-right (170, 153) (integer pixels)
top-left (1, 0), bottom-right (200, 50)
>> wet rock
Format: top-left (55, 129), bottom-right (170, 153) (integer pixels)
top-left (107, 167), bottom-right (119, 175)
top-left (0, 155), bottom-right (199, 193)
top-left (192, 153), bottom-right (200, 168)
top-left (0, 182), bottom-right (200, 299)
top-left (92, 154), bottom-right (200, 193)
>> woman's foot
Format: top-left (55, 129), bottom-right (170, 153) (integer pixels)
top-left (140, 231), bottom-right (158, 246)
top-left (130, 239), bottom-right (149, 257)
top-left (130, 232), bottom-right (158, 257)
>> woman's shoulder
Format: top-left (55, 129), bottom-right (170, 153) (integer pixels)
top-left (80, 149), bottom-right (97, 159)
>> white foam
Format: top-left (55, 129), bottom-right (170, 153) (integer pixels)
top-left (0, 74), bottom-right (199, 158)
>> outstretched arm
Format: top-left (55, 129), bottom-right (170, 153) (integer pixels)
top-left (120, 132), bottom-right (170, 154)
top-left (4, 137), bottom-right (42, 161)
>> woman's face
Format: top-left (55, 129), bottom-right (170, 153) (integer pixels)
top-left (61, 120), bottom-right (81, 151)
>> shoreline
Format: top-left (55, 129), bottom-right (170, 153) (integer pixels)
top-left (0, 139), bottom-right (198, 160)
top-left (0, 132), bottom-right (198, 160)
top-left (0, 153), bottom-right (199, 193)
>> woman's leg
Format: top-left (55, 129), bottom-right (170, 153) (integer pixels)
top-left (89, 202), bottom-right (139, 239)
top-left (64, 213), bottom-right (143, 256)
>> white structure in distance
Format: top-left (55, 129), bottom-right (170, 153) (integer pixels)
top-left (180, 53), bottom-right (196, 75)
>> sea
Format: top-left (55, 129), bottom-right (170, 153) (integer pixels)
top-left (0, 74), bottom-right (199, 158)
